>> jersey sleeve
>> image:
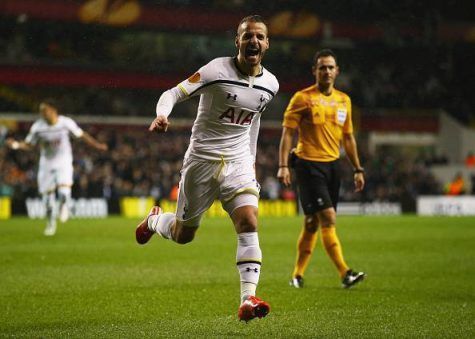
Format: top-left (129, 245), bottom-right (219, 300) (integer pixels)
top-left (342, 95), bottom-right (353, 134)
top-left (282, 91), bottom-right (307, 129)
top-left (155, 87), bottom-right (186, 117)
top-left (176, 60), bottom-right (219, 98)
top-left (65, 117), bottom-right (84, 138)
top-left (156, 59), bottom-right (219, 117)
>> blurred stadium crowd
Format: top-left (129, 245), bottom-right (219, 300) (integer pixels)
top-left (2, 124), bottom-right (441, 213)
top-left (1, 0), bottom-right (474, 213)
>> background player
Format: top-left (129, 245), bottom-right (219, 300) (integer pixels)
top-left (6, 98), bottom-right (108, 235)
top-left (135, 15), bottom-right (279, 321)
top-left (277, 49), bottom-right (366, 289)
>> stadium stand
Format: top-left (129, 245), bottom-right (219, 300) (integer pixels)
top-left (1, 0), bottom-right (473, 215)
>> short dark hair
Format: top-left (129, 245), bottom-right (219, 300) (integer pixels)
top-left (237, 15), bottom-right (267, 35)
top-left (40, 98), bottom-right (60, 111)
top-left (313, 49), bottom-right (338, 65)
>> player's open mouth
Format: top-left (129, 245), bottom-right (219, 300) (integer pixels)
top-left (245, 47), bottom-right (260, 57)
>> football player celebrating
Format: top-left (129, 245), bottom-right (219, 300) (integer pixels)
top-left (135, 15), bottom-right (278, 321)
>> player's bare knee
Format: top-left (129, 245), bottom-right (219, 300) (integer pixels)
top-left (231, 205), bottom-right (258, 233)
top-left (304, 214), bottom-right (319, 233)
top-left (318, 208), bottom-right (336, 227)
top-left (319, 217), bottom-right (336, 227)
top-left (235, 216), bottom-right (258, 233)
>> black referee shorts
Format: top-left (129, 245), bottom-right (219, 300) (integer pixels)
top-left (293, 157), bottom-right (341, 215)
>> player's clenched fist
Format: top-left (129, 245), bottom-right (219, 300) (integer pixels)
top-left (149, 115), bottom-right (169, 132)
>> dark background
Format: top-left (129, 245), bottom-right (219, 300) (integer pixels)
top-left (1, 0), bottom-right (474, 213)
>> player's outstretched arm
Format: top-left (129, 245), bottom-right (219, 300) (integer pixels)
top-left (81, 132), bottom-right (108, 151)
top-left (148, 115), bottom-right (169, 133)
top-left (5, 138), bottom-right (33, 151)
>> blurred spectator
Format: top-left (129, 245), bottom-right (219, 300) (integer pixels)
top-left (421, 149), bottom-right (449, 167)
top-left (261, 176), bottom-right (280, 200)
top-left (169, 184), bottom-right (179, 201)
top-left (444, 172), bottom-right (466, 196)
top-left (465, 152), bottom-right (475, 168)
top-left (280, 187), bottom-right (296, 201)
top-left (2, 124), bottom-right (445, 212)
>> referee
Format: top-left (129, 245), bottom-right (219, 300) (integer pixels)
top-left (277, 49), bottom-right (366, 289)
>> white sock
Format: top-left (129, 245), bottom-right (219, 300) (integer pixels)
top-left (42, 192), bottom-right (57, 222)
top-left (57, 186), bottom-right (71, 207)
top-left (148, 212), bottom-right (175, 239)
top-left (236, 232), bottom-right (262, 303)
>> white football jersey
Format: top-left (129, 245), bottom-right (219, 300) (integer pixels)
top-left (173, 57), bottom-right (279, 162)
top-left (25, 116), bottom-right (83, 169)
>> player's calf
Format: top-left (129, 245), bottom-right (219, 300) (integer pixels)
top-left (172, 222), bottom-right (197, 244)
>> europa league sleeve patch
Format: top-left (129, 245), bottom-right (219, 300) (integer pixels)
top-left (187, 72), bottom-right (201, 83)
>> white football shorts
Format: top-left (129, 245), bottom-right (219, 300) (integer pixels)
top-left (176, 157), bottom-right (260, 227)
top-left (37, 164), bottom-right (73, 194)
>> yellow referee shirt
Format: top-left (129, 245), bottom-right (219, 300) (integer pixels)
top-left (282, 84), bottom-right (353, 162)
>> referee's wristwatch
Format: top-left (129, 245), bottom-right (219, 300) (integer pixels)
top-left (353, 167), bottom-right (365, 174)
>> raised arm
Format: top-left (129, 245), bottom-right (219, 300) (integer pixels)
top-left (150, 61), bottom-right (216, 133)
top-left (149, 86), bottom-right (188, 133)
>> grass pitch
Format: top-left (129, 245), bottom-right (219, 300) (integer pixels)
top-left (0, 215), bottom-right (474, 338)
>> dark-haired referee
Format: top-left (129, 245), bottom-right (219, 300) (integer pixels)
top-left (277, 49), bottom-right (366, 289)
